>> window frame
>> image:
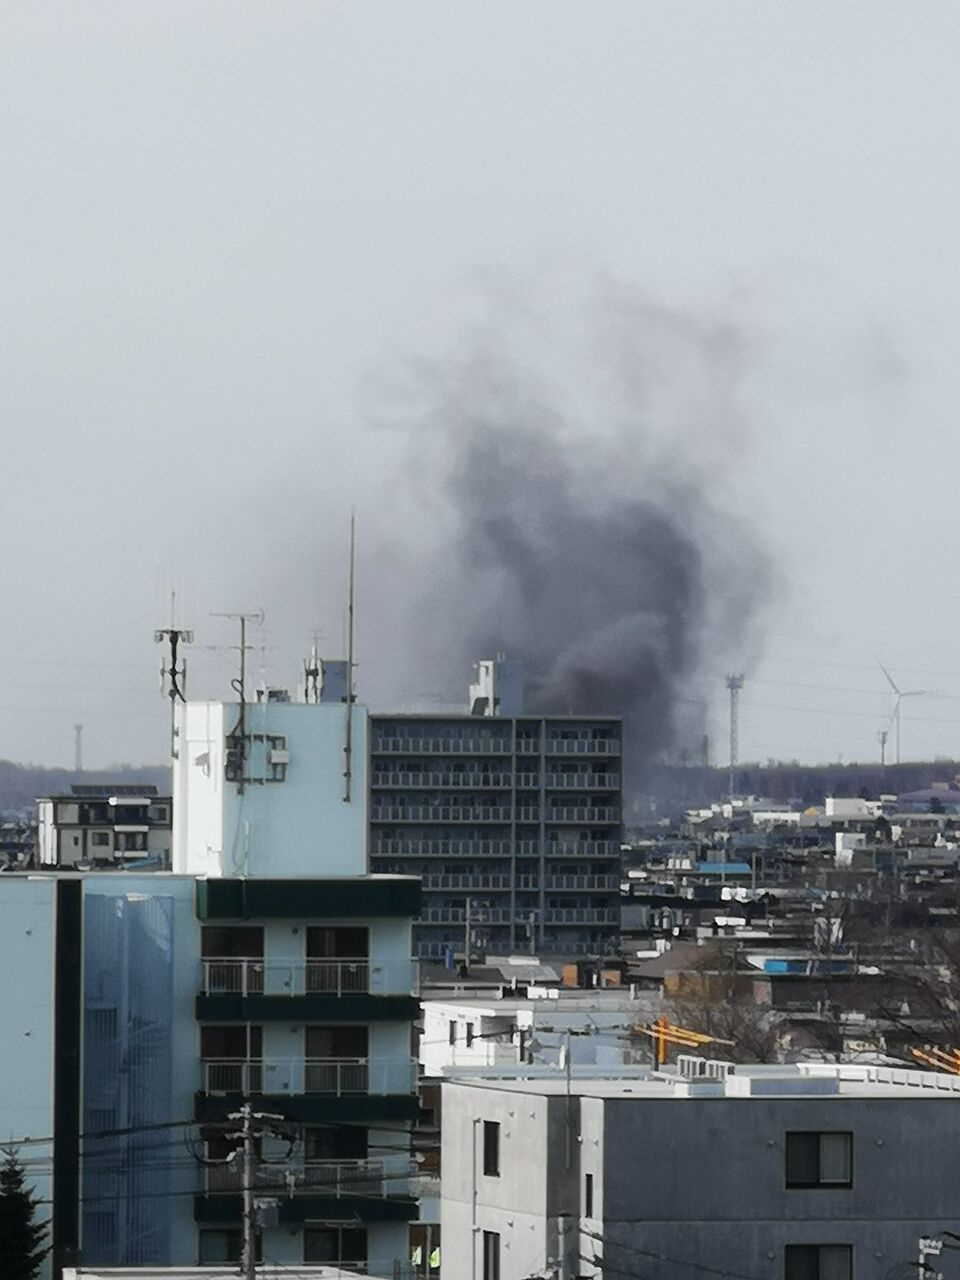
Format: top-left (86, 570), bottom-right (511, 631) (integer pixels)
top-left (482, 1229), bottom-right (501, 1280)
top-left (785, 1131), bottom-right (853, 1190)
top-left (783, 1242), bottom-right (853, 1280)
top-left (584, 1171), bottom-right (594, 1217)
top-left (482, 1120), bottom-right (500, 1177)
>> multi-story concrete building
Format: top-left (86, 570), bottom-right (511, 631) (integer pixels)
top-left (368, 670), bottom-right (623, 960)
top-left (0, 870), bottom-right (420, 1277)
top-left (37, 783), bottom-right (172, 867)
top-left (440, 1058), bottom-right (960, 1280)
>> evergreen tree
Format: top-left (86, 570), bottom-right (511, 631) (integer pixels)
top-left (0, 1148), bottom-right (49, 1280)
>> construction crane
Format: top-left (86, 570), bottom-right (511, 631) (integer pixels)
top-left (910, 1045), bottom-right (960, 1075)
top-left (635, 1016), bottom-right (736, 1067)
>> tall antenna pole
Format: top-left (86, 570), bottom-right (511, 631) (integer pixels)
top-left (73, 724), bottom-right (83, 773)
top-left (725, 673), bottom-right (745, 802)
top-left (155, 607), bottom-right (194, 760)
top-left (343, 513), bottom-right (356, 803)
top-left (213, 610), bottom-right (264, 795)
top-left (878, 728), bottom-right (888, 770)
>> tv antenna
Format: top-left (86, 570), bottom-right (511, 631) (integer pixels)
top-left (343, 514), bottom-right (357, 803)
top-left (155, 591), bottom-right (194, 760)
top-left (213, 609), bottom-right (265, 793)
top-left (877, 660), bottom-right (927, 765)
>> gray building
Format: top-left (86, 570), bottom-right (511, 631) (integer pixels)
top-left (368, 708), bottom-right (623, 961)
top-left (37, 783), bottom-right (172, 868)
top-left (440, 1058), bottom-right (960, 1280)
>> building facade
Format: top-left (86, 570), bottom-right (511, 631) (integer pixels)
top-left (440, 1059), bottom-right (960, 1280)
top-left (368, 714), bottom-right (623, 960)
top-left (37, 784), bottom-right (172, 867)
top-left (0, 871), bottom-right (421, 1278)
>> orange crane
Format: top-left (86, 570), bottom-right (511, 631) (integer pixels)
top-left (635, 1016), bottom-right (735, 1066)
top-left (910, 1045), bottom-right (960, 1074)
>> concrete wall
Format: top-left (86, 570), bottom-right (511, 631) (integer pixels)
top-left (173, 700), bottom-right (368, 877)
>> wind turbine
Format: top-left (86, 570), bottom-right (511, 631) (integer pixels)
top-left (877, 661), bottom-right (928, 765)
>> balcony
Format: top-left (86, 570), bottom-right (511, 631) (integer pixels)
top-left (544, 908), bottom-right (620, 924)
top-left (420, 906), bottom-right (514, 925)
top-left (545, 773), bottom-right (620, 789)
top-left (371, 838), bottom-right (512, 857)
top-left (372, 737), bottom-right (511, 754)
top-left (205, 1155), bottom-right (415, 1198)
top-left (371, 805), bottom-right (512, 823)
top-left (544, 739), bottom-right (621, 756)
top-left (201, 1057), bottom-right (417, 1097)
top-left (372, 772), bottom-right (513, 788)
top-left (546, 807), bottom-right (620, 823)
top-left (514, 806), bottom-right (541, 822)
top-left (516, 739), bottom-right (541, 755)
top-left (546, 875), bottom-right (620, 891)
top-left (545, 840), bottom-right (620, 857)
top-left (197, 958), bottom-right (419, 1023)
top-left (421, 874), bottom-right (512, 891)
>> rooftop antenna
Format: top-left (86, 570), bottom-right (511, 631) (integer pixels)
top-left (73, 724), bottom-right (83, 773)
top-left (725, 673), bottom-right (745, 802)
top-left (155, 589), bottom-right (194, 761)
top-left (877, 660), bottom-right (927, 765)
top-left (303, 629), bottom-right (323, 704)
top-left (212, 609), bottom-right (264, 794)
top-left (343, 513), bottom-right (356, 802)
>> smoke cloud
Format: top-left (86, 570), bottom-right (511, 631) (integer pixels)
top-left (370, 275), bottom-right (773, 774)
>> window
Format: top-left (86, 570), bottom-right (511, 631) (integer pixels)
top-left (784, 1244), bottom-right (852, 1280)
top-left (483, 1121), bottom-right (500, 1176)
top-left (584, 1172), bottom-right (594, 1217)
top-left (304, 1225), bottom-right (367, 1265)
top-left (466, 1022), bottom-right (475, 1048)
top-left (449, 1020), bottom-right (457, 1046)
top-left (785, 1133), bottom-right (852, 1188)
top-left (91, 832), bottom-right (110, 848)
top-left (305, 1126), bottom-right (368, 1161)
top-left (198, 1228), bottom-right (262, 1264)
top-left (307, 926), bottom-right (369, 958)
top-left (482, 1230), bottom-right (500, 1280)
top-left (201, 926), bottom-right (264, 958)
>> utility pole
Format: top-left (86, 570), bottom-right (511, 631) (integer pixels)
top-left (464, 896), bottom-right (472, 969)
top-left (725, 674), bottom-right (745, 803)
top-left (226, 1101), bottom-right (285, 1280)
top-left (73, 724), bottom-right (83, 773)
top-left (343, 513), bottom-right (356, 802)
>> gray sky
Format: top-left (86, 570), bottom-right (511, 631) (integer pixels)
top-left (3, 1), bottom-right (960, 769)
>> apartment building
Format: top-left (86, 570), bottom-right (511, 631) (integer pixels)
top-left (368, 699), bottom-right (623, 960)
top-left (0, 870), bottom-right (420, 1277)
top-left (440, 1058), bottom-right (960, 1280)
top-left (37, 783), bottom-right (172, 867)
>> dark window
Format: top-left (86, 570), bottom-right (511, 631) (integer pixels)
top-left (305, 1126), bottom-right (368, 1161)
top-left (584, 1172), bottom-right (594, 1217)
top-left (784, 1244), bottom-right (852, 1280)
top-left (201, 926), bottom-right (264, 958)
top-left (200, 1025), bottom-right (262, 1059)
top-left (304, 1226), bottom-right (367, 1264)
top-left (466, 1022), bottom-right (475, 1048)
top-left (785, 1133), bottom-right (852, 1188)
top-left (482, 1230), bottom-right (500, 1280)
top-left (305, 1025), bottom-right (369, 1058)
top-left (198, 1228), bottom-right (262, 1264)
top-left (91, 832), bottom-right (110, 847)
top-left (483, 1121), bottom-right (500, 1176)
top-left (307, 926), bottom-right (369, 957)
top-left (449, 1020), bottom-right (457, 1046)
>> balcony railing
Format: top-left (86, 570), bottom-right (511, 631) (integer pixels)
top-left (372, 838), bottom-right (512, 856)
top-left (371, 806), bottom-right (512, 823)
top-left (372, 737), bottom-right (511, 754)
top-left (200, 958), bottom-right (416, 997)
top-left (544, 908), bottom-right (620, 924)
top-left (546, 807), bottom-right (619, 823)
top-left (372, 772), bottom-right (513, 788)
top-left (545, 773), bottom-right (621, 789)
top-left (545, 840), bottom-right (619, 857)
top-left (546, 875), bottom-right (620, 891)
top-left (516, 739), bottom-right (541, 754)
top-left (420, 907), bottom-right (514, 925)
top-left (544, 739), bottom-right (621, 755)
top-left (205, 1156), bottom-right (415, 1197)
top-left (201, 1057), bottom-right (417, 1096)
top-left (421, 874), bottom-right (512, 890)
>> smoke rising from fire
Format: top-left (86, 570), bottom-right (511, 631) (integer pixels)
top-left (373, 277), bottom-right (773, 770)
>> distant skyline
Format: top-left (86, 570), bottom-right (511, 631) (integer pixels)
top-left (4, 2), bottom-right (960, 769)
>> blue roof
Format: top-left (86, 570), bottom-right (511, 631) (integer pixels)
top-left (695, 861), bottom-right (752, 875)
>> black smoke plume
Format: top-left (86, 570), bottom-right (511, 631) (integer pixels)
top-left (379, 279), bottom-right (772, 779)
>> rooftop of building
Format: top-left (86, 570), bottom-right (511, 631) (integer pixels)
top-left (441, 1058), bottom-right (960, 1100)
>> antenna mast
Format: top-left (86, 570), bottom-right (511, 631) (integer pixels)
top-left (213, 609), bottom-right (264, 795)
top-left (725, 673), bottom-right (745, 802)
top-left (343, 514), bottom-right (356, 802)
top-left (155, 593), bottom-right (194, 760)
top-left (73, 724), bottom-right (83, 773)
